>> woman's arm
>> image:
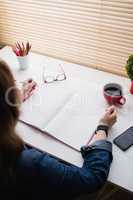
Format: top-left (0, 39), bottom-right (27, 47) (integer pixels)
top-left (19, 143), bottom-right (112, 198)
top-left (18, 106), bottom-right (117, 198)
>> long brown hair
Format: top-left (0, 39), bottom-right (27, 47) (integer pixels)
top-left (0, 59), bottom-right (23, 182)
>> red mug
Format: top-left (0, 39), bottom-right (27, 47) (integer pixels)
top-left (103, 83), bottom-right (126, 106)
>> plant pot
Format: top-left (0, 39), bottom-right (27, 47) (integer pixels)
top-left (130, 81), bottom-right (133, 94)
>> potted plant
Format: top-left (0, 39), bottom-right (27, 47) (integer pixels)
top-left (125, 55), bottom-right (133, 94)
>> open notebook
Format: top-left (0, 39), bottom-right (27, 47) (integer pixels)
top-left (19, 79), bottom-right (105, 151)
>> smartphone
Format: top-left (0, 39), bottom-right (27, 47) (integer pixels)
top-left (113, 126), bottom-right (133, 151)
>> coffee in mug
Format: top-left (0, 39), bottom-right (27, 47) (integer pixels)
top-left (103, 83), bottom-right (126, 105)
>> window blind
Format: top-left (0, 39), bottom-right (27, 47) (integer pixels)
top-left (0, 0), bottom-right (133, 76)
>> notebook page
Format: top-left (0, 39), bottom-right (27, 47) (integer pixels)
top-left (19, 79), bottom-right (81, 129)
top-left (45, 84), bottom-right (106, 151)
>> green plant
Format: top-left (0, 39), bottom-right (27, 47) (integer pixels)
top-left (125, 55), bottom-right (133, 81)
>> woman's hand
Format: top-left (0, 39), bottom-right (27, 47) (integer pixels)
top-left (20, 79), bottom-right (37, 102)
top-left (88, 106), bottom-right (117, 145)
top-left (99, 106), bottom-right (117, 128)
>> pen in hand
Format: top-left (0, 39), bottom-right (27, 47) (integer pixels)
top-left (21, 79), bottom-right (37, 102)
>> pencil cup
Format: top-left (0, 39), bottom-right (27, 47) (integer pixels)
top-left (17, 55), bottom-right (29, 70)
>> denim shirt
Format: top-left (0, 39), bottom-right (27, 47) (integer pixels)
top-left (1, 140), bottom-right (112, 200)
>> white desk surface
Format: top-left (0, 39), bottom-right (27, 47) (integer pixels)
top-left (0, 46), bottom-right (133, 192)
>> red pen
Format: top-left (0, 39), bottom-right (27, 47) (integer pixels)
top-left (23, 83), bottom-right (36, 102)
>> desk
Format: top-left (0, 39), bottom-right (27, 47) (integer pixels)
top-left (0, 46), bottom-right (133, 192)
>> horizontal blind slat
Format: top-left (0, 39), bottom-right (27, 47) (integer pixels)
top-left (1, 28), bottom-right (132, 58)
top-left (1, 13), bottom-right (133, 38)
top-left (1, 21), bottom-right (132, 48)
top-left (1, 5), bottom-right (133, 24)
top-left (1, 8), bottom-right (133, 31)
top-left (1, 2), bottom-right (133, 18)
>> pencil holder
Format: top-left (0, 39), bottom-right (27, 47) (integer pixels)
top-left (17, 55), bottom-right (29, 70)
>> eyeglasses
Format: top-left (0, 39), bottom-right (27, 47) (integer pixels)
top-left (43, 64), bottom-right (66, 83)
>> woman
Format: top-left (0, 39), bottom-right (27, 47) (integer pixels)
top-left (0, 59), bottom-right (117, 200)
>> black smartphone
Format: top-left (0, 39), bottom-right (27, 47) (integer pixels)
top-left (113, 126), bottom-right (133, 151)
